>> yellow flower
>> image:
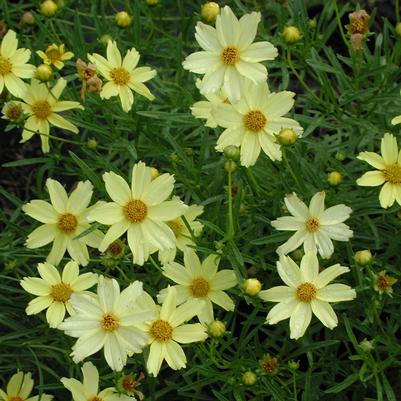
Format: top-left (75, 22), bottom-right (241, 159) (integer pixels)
top-left (20, 260), bottom-right (98, 328)
top-left (158, 249), bottom-right (237, 324)
top-left (36, 43), bottom-right (74, 70)
top-left (357, 133), bottom-right (401, 208)
top-left (23, 178), bottom-right (104, 266)
top-left (138, 286), bottom-right (208, 377)
top-left (0, 29), bottom-right (35, 97)
top-left (18, 78), bottom-right (83, 153)
top-left (0, 371), bottom-right (53, 401)
top-left (87, 162), bottom-right (187, 266)
top-left (88, 40), bottom-right (156, 112)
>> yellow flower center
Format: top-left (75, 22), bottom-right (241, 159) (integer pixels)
top-left (296, 282), bottom-right (317, 302)
top-left (57, 213), bottom-right (78, 233)
top-left (243, 110), bottom-right (267, 132)
top-left (190, 277), bottom-right (210, 297)
top-left (31, 100), bottom-right (52, 120)
top-left (123, 199), bottom-right (148, 223)
top-left (221, 46), bottom-right (240, 65)
top-left (8, 397), bottom-right (24, 401)
top-left (101, 312), bottom-right (120, 331)
top-left (110, 67), bottom-right (130, 85)
top-left (46, 48), bottom-right (62, 63)
top-left (149, 319), bottom-right (173, 342)
top-left (51, 282), bottom-right (73, 303)
top-left (383, 164), bottom-right (401, 184)
top-left (305, 217), bottom-right (320, 232)
top-left (167, 219), bottom-right (183, 238)
top-left (0, 56), bottom-right (12, 75)
top-left (89, 397), bottom-right (104, 401)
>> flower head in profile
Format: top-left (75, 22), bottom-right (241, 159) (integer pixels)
top-left (0, 29), bottom-right (35, 97)
top-left (356, 133), bottom-right (401, 208)
top-left (88, 40), bottom-right (156, 112)
top-left (18, 78), bottom-right (83, 153)
top-left (259, 252), bottom-right (356, 339)
top-left (158, 199), bottom-right (204, 264)
top-left (58, 276), bottom-right (155, 371)
top-left (20, 260), bottom-right (97, 328)
top-left (183, 6), bottom-right (278, 103)
top-left (137, 286), bottom-right (208, 377)
top-left (37, 43), bottom-right (74, 69)
top-left (271, 191), bottom-right (353, 259)
top-left (212, 81), bottom-right (302, 166)
top-left (61, 361), bottom-right (129, 401)
top-left (0, 371), bottom-right (53, 401)
top-left (23, 179), bottom-right (104, 266)
top-left (158, 249), bottom-right (237, 324)
top-left (87, 162), bottom-right (187, 266)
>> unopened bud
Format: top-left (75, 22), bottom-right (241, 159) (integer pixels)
top-left (242, 371), bottom-right (257, 386)
top-left (223, 145), bottom-right (240, 161)
top-left (146, 0), bottom-right (160, 4)
top-left (359, 338), bottom-right (374, 352)
top-left (86, 138), bottom-right (98, 150)
top-left (243, 278), bottom-right (262, 296)
top-left (115, 11), bottom-right (132, 28)
top-left (99, 34), bottom-right (113, 46)
top-left (282, 26), bottom-right (301, 44)
top-left (20, 11), bottom-right (35, 26)
top-left (327, 171), bottom-right (343, 186)
top-left (224, 160), bottom-right (237, 173)
top-left (150, 167), bottom-right (159, 180)
top-left (40, 0), bottom-right (58, 17)
top-left (208, 320), bottom-right (226, 338)
top-left (354, 249), bottom-right (372, 266)
top-left (36, 64), bottom-right (53, 81)
top-left (201, 2), bottom-right (220, 22)
top-left (278, 128), bottom-right (297, 145)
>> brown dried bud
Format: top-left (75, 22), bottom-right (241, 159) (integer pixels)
top-left (346, 10), bottom-right (370, 35)
top-left (87, 75), bottom-right (102, 94)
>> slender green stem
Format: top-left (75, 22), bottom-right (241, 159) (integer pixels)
top-left (227, 169), bottom-right (234, 240)
top-left (397, 0), bottom-right (400, 23)
top-left (149, 255), bottom-right (163, 273)
top-left (287, 50), bottom-right (320, 102)
top-left (292, 371), bottom-right (298, 401)
top-left (333, 0), bottom-right (350, 50)
top-left (282, 149), bottom-right (302, 190)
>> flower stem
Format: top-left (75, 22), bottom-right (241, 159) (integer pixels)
top-left (227, 169), bottom-right (234, 240)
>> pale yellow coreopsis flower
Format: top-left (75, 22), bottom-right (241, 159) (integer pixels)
top-left (271, 192), bottom-right (353, 259)
top-left (158, 199), bottom-right (204, 264)
top-left (88, 40), bottom-right (156, 112)
top-left (0, 29), bottom-right (35, 97)
top-left (137, 286), bottom-right (208, 377)
top-left (18, 78), bottom-right (83, 153)
top-left (61, 362), bottom-right (132, 401)
top-left (20, 260), bottom-right (97, 328)
top-left (158, 249), bottom-right (237, 324)
top-left (259, 252), bottom-right (356, 339)
top-left (0, 371), bottom-right (53, 401)
top-left (212, 81), bottom-right (303, 166)
top-left (37, 43), bottom-right (74, 69)
top-left (58, 276), bottom-right (154, 371)
top-left (87, 162), bottom-right (187, 266)
top-left (182, 6), bottom-right (278, 103)
top-left (356, 133), bottom-right (401, 208)
top-left (23, 178), bottom-right (104, 266)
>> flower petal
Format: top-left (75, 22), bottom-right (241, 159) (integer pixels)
top-left (289, 302), bottom-right (312, 339)
top-left (316, 284), bottom-right (356, 302)
top-left (311, 300), bottom-right (338, 329)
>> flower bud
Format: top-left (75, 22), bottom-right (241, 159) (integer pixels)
top-left (86, 138), bottom-right (98, 150)
top-left (146, 0), bottom-right (160, 4)
top-left (223, 145), bottom-right (240, 161)
top-left (243, 278), bottom-right (262, 296)
top-left (327, 171), bottom-right (342, 186)
top-left (150, 167), bottom-right (159, 180)
top-left (201, 2), bottom-right (220, 22)
top-left (354, 249), bottom-right (372, 266)
top-left (208, 320), bottom-right (226, 338)
top-left (99, 34), bottom-right (113, 46)
top-left (335, 151), bottom-right (346, 161)
top-left (20, 11), bottom-right (35, 26)
top-left (288, 360), bottom-right (300, 371)
top-left (308, 19), bottom-right (317, 29)
top-left (224, 160), bottom-right (237, 173)
top-left (36, 64), bottom-right (53, 81)
top-left (115, 11), bottom-right (132, 28)
top-left (242, 371), bottom-right (257, 386)
top-left (282, 26), bottom-right (301, 44)
top-left (359, 338), bottom-right (374, 352)
top-left (2, 102), bottom-right (23, 121)
top-left (396, 22), bottom-right (401, 37)
top-left (40, 0), bottom-right (58, 17)
top-left (278, 128), bottom-right (297, 145)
